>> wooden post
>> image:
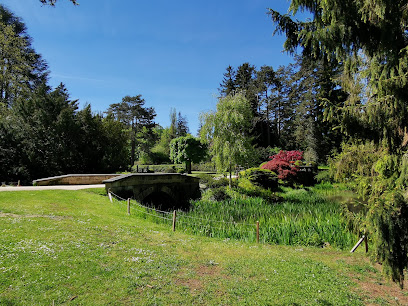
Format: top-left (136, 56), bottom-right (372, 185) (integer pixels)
top-left (256, 221), bottom-right (260, 243)
top-left (364, 235), bottom-right (368, 253)
top-left (350, 235), bottom-right (365, 253)
top-left (127, 198), bottom-right (131, 215)
top-left (17, 180), bottom-right (20, 187)
top-left (108, 189), bottom-right (113, 203)
top-left (172, 210), bottom-right (177, 232)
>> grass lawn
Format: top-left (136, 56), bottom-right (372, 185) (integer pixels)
top-left (0, 189), bottom-right (407, 305)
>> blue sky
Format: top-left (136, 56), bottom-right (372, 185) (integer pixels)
top-left (1, 0), bottom-right (296, 134)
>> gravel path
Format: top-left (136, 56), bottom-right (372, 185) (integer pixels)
top-left (0, 184), bottom-right (105, 191)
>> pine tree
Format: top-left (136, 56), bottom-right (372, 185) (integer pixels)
top-left (107, 95), bottom-right (156, 168)
top-left (0, 5), bottom-right (48, 107)
top-left (219, 65), bottom-right (236, 96)
top-left (269, 0), bottom-right (408, 286)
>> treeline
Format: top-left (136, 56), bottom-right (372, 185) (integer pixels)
top-left (0, 5), bottom-right (193, 184)
top-left (0, 5), bottom-right (126, 183)
top-left (1, 84), bottom-right (129, 183)
top-left (217, 56), bottom-right (346, 164)
top-left (0, 3), bottom-right (349, 184)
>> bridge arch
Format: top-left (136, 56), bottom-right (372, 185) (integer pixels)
top-left (104, 173), bottom-right (201, 211)
top-left (139, 186), bottom-right (178, 210)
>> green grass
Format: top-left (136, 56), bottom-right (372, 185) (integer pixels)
top-left (0, 188), bottom-right (395, 304)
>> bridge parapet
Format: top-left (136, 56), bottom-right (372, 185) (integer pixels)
top-left (33, 174), bottom-right (121, 186)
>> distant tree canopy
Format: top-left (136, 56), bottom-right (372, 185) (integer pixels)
top-left (39, 0), bottom-right (78, 6)
top-left (268, 0), bottom-right (408, 152)
top-left (218, 57), bottom-right (345, 163)
top-left (0, 84), bottom-right (128, 183)
top-left (107, 95), bottom-right (156, 168)
top-left (0, 5), bottom-right (129, 183)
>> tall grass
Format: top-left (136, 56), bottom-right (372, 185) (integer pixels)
top-left (177, 188), bottom-right (356, 249)
top-left (117, 185), bottom-right (357, 250)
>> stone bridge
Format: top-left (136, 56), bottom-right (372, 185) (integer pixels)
top-left (103, 173), bottom-right (201, 211)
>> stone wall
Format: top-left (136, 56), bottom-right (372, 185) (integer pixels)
top-left (33, 174), bottom-right (121, 186)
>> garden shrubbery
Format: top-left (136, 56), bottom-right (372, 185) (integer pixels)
top-left (261, 150), bottom-right (303, 183)
top-left (196, 174), bottom-right (231, 189)
top-left (132, 164), bottom-right (183, 173)
top-left (238, 168), bottom-right (278, 190)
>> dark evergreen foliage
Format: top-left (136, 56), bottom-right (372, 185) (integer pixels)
top-left (269, 0), bottom-right (408, 286)
top-left (107, 95), bottom-right (156, 168)
top-left (0, 5), bottom-right (48, 107)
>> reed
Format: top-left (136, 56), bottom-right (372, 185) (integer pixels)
top-left (122, 185), bottom-right (357, 250)
top-left (177, 187), bottom-right (357, 249)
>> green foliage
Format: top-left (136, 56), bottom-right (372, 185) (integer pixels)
top-left (151, 126), bottom-right (173, 163)
top-left (331, 142), bottom-right (408, 287)
top-left (239, 168), bottom-right (278, 191)
top-left (201, 187), bottom-right (231, 202)
top-left (200, 92), bottom-right (254, 185)
top-left (196, 174), bottom-right (231, 189)
top-left (367, 190), bottom-right (408, 287)
top-left (329, 142), bottom-right (382, 184)
top-left (184, 187), bottom-right (357, 249)
top-left (236, 180), bottom-right (278, 202)
top-left (107, 95), bottom-right (156, 167)
top-left (131, 164), bottom-right (183, 173)
top-left (269, 0), bottom-right (408, 151)
top-left (191, 161), bottom-right (216, 172)
top-left (0, 5), bottom-right (48, 107)
top-left (0, 84), bottom-right (129, 183)
top-left (315, 170), bottom-right (332, 184)
top-left (170, 135), bottom-right (207, 174)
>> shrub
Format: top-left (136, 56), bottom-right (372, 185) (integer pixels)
top-left (210, 177), bottom-right (231, 188)
top-left (261, 150), bottom-right (303, 184)
top-left (132, 164), bottom-right (183, 173)
top-left (236, 181), bottom-right (280, 202)
top-left (196, 173), bottom-right (215, 187)
top-left (239, 168), bottom-right (278, 190)
top-left (196, 174), bottom-right (232, 189)
top-left (329, 142), bottom-right (382, 183)
top-left (191, 161), bottom-right (216, 172)
top-left (202, 187), bottom-right (231, 201)
top-left (315, 170), bottom-right (332, 183)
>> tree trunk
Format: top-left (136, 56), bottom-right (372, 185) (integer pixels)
top-left (266, 93), bottom-right (271, 146)
top-left (229, 163), bottom-right (232, 188)
top-left (130, 120), bottom-right (136, 169)
top-left (186, 160), bottom-right (192, 174)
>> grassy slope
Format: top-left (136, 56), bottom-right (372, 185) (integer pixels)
top-left (0, 189), bottom-right (405, 305)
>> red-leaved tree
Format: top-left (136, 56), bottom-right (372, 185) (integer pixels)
top-left (261, 150), bottom-right (303, 182)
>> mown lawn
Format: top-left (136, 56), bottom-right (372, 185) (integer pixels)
top-left (0, 189), bottom-right (406, 305)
